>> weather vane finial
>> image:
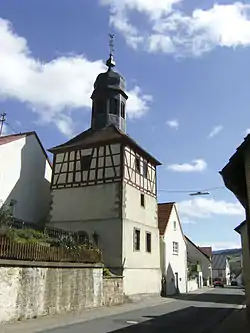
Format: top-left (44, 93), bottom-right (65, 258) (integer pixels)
top-left (106, 33), bottom-right (116, 70)
top-left (109, 33), bottom-right (115, 56)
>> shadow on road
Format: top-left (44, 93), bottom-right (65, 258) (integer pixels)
top-left (109, 306), bottom-right (239, 333)
top-left (170, 291), bottom-right (245, 305)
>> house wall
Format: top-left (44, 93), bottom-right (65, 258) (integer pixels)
top-left (239, 223), bottom-right (250, 307)
top-left (186, 239), bottom-right (211, 287)
top-left (162, 207), bottom-right (187, 295)
top-left (49, 183), bottom-right (123, 271)
top-left (0, 135), bottom-right (51, 224)
top-left (0, 262), bottom-right (124, 323)
top-left (122, 183), bottom-right (161, 295)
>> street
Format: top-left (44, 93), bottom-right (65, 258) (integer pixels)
top-left (36, 287), bottom-right (244, 333)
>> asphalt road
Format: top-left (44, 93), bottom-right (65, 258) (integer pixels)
top-left (41, 287), bottom-right (245, 333)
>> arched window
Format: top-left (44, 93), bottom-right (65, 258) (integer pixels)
top-left (121, 102), bottom-right (125, 118)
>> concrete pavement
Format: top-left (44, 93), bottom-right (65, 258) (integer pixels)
top-left (0, 287), bottom-right (245, 333)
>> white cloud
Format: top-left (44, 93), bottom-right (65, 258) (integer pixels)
top-left (101, 1), bottom-right (250, 56)
top-left (166, 119), bottom-right (179, 129)
top-left (181, 217), bottom-right (196, 224)
top-left (177, 197), bottom-right (244, 219)
top-left (208, 125), bottom-right (223, 138)
top-left (0, 18), bottom-right (152, 136)
top-left (167, 159), bottom-right (207, 172)
top-left (244, 128), bottom-right (250, 136)
top-left (199, 242), bottom-right (241, 251)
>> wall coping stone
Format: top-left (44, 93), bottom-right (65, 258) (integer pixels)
top-left (0, 259), bottom-right (104, 268)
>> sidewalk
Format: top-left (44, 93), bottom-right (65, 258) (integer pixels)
top-left (0, 287), bottom-right (210, 333)
top-left (213, 305), bottom-right (248, 333)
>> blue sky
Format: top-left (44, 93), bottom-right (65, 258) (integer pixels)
top-left (1, 0), bottom-right (249, 250)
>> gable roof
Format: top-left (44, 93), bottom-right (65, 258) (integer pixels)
top-left (212, 254), bottom-right (228, 269)
top-left (185, 236), bottom-right (210, 260)
top-left (235, 220), bottom-right (246, 234)
top-left (158, 202), bottom-right (175, 236)
top-left (49, 125), bottom-right (161, 166)
top-left (199, 246), bottom-right (212, 258)
top-left (0, 132), bottom-right (52, 167)
top-left (0, 132), bottom-right (28, 146)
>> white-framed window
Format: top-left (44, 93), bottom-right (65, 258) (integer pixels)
top-left (173, 221), bottom-right (177, 231)
top-left (173, 241), bottom-right (179, 254)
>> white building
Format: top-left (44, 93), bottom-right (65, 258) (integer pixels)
top-left (48, 53), bottom-right (162, 296)
top-left (158, 202), bottom-right (187, 295)
top-left (0, 132), bottom-right (52, 224)
top-left (212, 254), bottom-right (231, 285)
top-left (185, 237), bottom-right (212, 291)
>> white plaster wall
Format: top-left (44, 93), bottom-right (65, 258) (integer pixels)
top-left (122, 183), bottom-right (161, 295)
top-left (188, 279), bottom-right (198, 292)
top-left (49, 218), bottom-right (123, 270)
top-left (123, 268), bottom-right (161, 295)
top-left (0, 135), bottom-right (51, 223)
top-left (163, 207), bottom-right (187, 295)
top-left (123, 183), bottom-right (157, 227)
top-left (50, 183), bottom-right (121, 222)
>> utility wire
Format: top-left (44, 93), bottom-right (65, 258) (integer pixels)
top-left (5, 122), bottom-right (20, 135)
top-left (158, 186), bottom-right (225, 193)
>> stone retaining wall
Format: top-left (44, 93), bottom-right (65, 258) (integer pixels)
top-left (0, 260), bottom-right (123, 323)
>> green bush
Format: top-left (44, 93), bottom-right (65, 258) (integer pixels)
top-left (0, 204), bottom-right (11, 227)
top-left (6, 228), bottom-right (50, 245)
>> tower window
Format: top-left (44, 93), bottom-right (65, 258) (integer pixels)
top-left (135, 156), bottom-right (140, 173)
top-left (134, 228), bottom-right (140, 251)
top-left (121, 102), bottom-right (125, 118)
top-left (146, 232), bottom-right (152, 253)
top-left (81, 155), bottom-right (92, 171)
top-left (143, 161), bottom-right (148, 178)
top-left (140, 193), bottom-right (145, 207)
top-left (109, 98), bottom-right (118, 115)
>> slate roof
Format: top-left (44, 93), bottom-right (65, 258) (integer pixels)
top-left (49, 125), bottom-right (161, 165)
top-left (158, 202), bottom-right (175, 236)
top-left (185, 236), bottom-right (211, 260)
top-left (212, 254), bottom-right (228, 270)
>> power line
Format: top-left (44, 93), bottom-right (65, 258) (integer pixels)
top-left (158, 186), bottom-right (225, 193)
top-left (5, 122), bottom-right (19, 135)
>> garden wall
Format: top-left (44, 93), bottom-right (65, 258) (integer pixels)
top-left (0, 260), bottom-right (124, 323)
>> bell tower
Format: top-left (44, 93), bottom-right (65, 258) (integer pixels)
top-left (91, 34), bottom-right (128, 133)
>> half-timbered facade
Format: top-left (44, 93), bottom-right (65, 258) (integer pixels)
top-left (48, 51), bottom-right (161, 296)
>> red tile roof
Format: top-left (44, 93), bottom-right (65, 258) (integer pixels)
top-left (158, 202), bottom-right (175, 236)
top-left (198, 246), bottom-right (212, 258)
top-left (0, 131), bottom-right (52, 167)
top-left (0, 133), bottom-right (30, 145)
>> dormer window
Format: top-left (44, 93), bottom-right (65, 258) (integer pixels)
top-left (121, 102), bottom-right (125, 118)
